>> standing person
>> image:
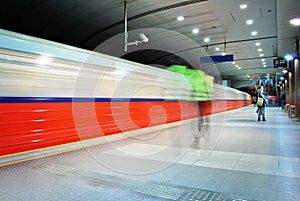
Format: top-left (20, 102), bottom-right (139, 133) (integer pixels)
top-left (257, 86), bottom-right (269, 121)
top-left (281, 94), bottom-right (286, 110)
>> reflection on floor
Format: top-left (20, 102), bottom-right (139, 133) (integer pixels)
top-left (1, 106), bottom-right (300, 201)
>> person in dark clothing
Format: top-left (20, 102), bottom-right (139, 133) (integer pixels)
top-left (281, 94), bottom-right (286, 110)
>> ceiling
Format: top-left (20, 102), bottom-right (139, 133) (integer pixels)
top-left (1, 0), bottom-right (300, 88)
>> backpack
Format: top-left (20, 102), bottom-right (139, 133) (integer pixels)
top-left (256, 90), bottom-right (264, 107)
top-left (257, 97), bottom-right (264, 107)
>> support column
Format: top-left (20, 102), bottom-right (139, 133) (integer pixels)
top-left (287, 71), bottom-right (294, 105)
top-left (295, 58), bottom-right (300, 118)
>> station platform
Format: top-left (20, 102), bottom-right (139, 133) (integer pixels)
top-left (1, 106), bottom-right (300, 201)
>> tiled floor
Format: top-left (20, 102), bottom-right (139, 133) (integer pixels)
top-left (1, 106), bottom-right (300, 201)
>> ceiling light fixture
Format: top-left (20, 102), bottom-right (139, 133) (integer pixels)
top-left (177, 16), bottom-right (184, 21)
top-left (246, 19), bottom-right (254, 25)
top-left (204, 37), bottom-right (210, 42)
top-left (258, 48), bottom-right (263, 52)
top-left (263, 65), bottom-right (267, 67)
top-left (255, 42), bottom-right (261, 46)
top-left (251, 31), bottom-right (258, 36)
top-left (192, 28), bottom-right (199, 34)
top-left (221, 52), bottom-right (226, 56)
top-left (215, 47), bottom-right (220, 51)
top-left (284, 54), bottom-right (294, 61)
top-left (260, 53), bottom-right (264, 57)
top-left (261, 59), bottom-right (265, 62)
top-left (238, 67), bottom-right (242, 70)
top-left (240, 4), bottom-right (247, 9)
top-left (290, 17), bottom-right (300, 26)
top-left (232, 61), bottom-right (235, 64)
top-left (235, 64), bottom-right (239, 67)
top-left (282, 69), bottom-right (288, 74)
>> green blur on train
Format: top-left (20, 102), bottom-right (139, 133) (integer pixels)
top-left (166, 64), bottom-right (214, 101)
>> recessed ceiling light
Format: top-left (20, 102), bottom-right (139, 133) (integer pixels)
top-left (240, 4), bottom-right (247, 9)
top-left (235, 64), bottom-right (239, 67)
top-left (238, 67), bottom-right (242, 70)
top-left (284, 54), bottom-right (294, 61)
top-left (221, 52), bottom-right (226, 56)
top-left (246, 19), bottom-right (254, 25)
top-left (261, 59), bottom-right (265, 62)
top-left (177, 16), bottom-right (184, 21)
top-left (255, 42), bottom-right (261, 46)
top-left (260, 53), bottom-right (264, 57)
top-left (215, 47), bottom-right (220, 51)
top-left (232, 61), bottom-right (235, 64)
top-left (263, 65), bottom-right (267, 67)
top-left (251, 31), bottom-right (258, 36)
top-left (290, 17), bottom-right (300, 26)
top-left (204, 37), bottom-right (210, 42)
top-left (262, 62), bottom-right (266, 65)
top-left (192, 28), bottom-right (199, 34)
top-left (258, 48), bottom-right (263, 52)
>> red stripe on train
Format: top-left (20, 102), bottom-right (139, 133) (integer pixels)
top-left (0, 100), bottom-right (251, 156)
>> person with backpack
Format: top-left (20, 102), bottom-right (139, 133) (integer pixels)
top-left (256, 86), bottom-right (269, 121)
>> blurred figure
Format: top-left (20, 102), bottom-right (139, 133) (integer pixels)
top-left (281, 94), bottom-right (286, 110)
top-left (257, 86), bottom-right (269, 121)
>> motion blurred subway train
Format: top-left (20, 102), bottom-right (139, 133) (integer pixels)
top-left (0, 29), bottom-right (251, 164)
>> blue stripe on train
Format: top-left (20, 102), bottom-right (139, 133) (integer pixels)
top-left (0, 97), bottom-right (176, 103)
top-left (0, 97), bottom-right (247, 103)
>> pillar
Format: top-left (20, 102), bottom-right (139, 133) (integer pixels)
top-left (295, 58), bottom-right (300, 118)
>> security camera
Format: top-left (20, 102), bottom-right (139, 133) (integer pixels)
top-left (139, 33), bottom-right (149, 43)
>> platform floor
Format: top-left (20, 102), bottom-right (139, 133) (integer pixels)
top-left (1, 106), bottom-right (300, 201)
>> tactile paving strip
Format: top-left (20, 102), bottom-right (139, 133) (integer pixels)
top-left (37, 163), bottom-right (259, 201)
top-left (0, 149), bottom-right (85, 175)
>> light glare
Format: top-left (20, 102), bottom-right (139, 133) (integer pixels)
top-left (36, 56), bottom-right (52, 65)
top-left (251, 31), bottom-right (258, 36)
top-left (284, 54), bottom-right (294, 61)
top-left (246, 19), bottom-right (254, 25)
top-left (192, 28), bottom-right (199, 34)
top-left (204, 37), bottom-right (210, 42)
top-left (290, 18), bottom-right (300, 26)
top-left (177, 16), bottom-right (184, 21)
top-left (240, 4), bottom-right (247, 9)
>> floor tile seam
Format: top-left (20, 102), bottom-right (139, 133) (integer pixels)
top-left (126, 144), bottom-right (285, 161)
top-left (191, 159), bottom-right (300, 179)
top-left (202, 122), bottom-right (300, 129)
